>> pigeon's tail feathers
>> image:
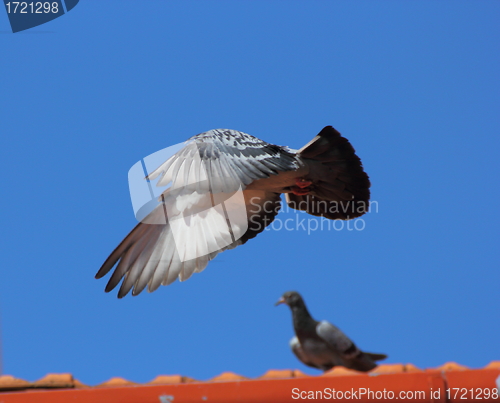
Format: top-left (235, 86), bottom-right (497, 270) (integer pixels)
top-left (346, 352), bottom-right (387, 372)
top-left (348, 354), bottom-right (378, 372)
top-left (286, 126), bottom-right (371, 220)
top-left (365, 352), bottom-right (388, 362)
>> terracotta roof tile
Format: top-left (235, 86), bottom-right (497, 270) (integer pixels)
top-left (370, 363), bottom-right (406, 374)
top-left (209, 371), bottom-right (248, 382)
top-left (72, 379), bottom-right (89, 389)
top-left (404, 363), bottom-right (423, 372)
top-left (322, 366), bottom-right (362, 376)
top-left (0, 362), bottom-right (498, 403)
top-left (290, 369), bottom-right (309, 378)
top-left (485, 361), bottom-right (500, 369)
top-left (0, 375), bottom-right (31, 391)
top-left (96, 377), bottom-right (137, 387)
top-left (428, 361), bottom-right (469, 372)
top-left (259, 369), bottom-right (294, 379)
top-left (32, 373), bottom-right (74, 389)
top-left (149, 375), bottom-right (195, 384)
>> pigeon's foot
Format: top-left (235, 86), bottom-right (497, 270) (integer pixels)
top-left (291, 187), bottom-right (310, 195)
top-left (291, 178), bottom-right (313, 195)
top-left (295, 178), bottom-right (313, 188)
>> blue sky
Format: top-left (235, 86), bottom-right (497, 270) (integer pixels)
top-left (0, 1), bottom-right (499, 385)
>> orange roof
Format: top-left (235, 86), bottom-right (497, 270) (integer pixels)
top-left (0, 362), bottom-right (499, 403)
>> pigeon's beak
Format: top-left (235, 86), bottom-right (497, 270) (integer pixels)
top-left (275, 297), bottom-right (286, 306)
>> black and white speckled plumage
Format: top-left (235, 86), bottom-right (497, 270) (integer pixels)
top-left (142, 129), bottom-right (298, 195)
top-left (96, 126), bottom-right (371, 297)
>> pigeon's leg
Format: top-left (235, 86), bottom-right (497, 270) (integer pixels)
top-left (295, 178), bottom-right (313, 188)
top-left (291, 178), bottom-right (313, 195)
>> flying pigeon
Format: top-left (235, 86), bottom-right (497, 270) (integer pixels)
top-left (96, 126), bottom-right (370, 298)
top-left (276, 291), bottom-right (387, 372)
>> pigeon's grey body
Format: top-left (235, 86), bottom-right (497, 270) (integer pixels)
top-left (277, 291), bottom-right (387, 372)
top-left (96, 127), bottom-right (370, 297)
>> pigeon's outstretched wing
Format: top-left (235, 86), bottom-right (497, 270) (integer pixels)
top-left (96, 129), bottom-right (295, 297)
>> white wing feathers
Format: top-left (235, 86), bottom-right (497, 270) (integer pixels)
top-left (96, 129), bottom-right (295, 297)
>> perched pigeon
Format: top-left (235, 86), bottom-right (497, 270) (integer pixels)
top-left (96, 127), bottom-right (370, 297)
top-left (276, 291), bottom-right (387, 372)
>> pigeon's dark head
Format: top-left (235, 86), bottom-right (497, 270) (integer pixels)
top-left (275, 291), bottom-right (305, 308)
